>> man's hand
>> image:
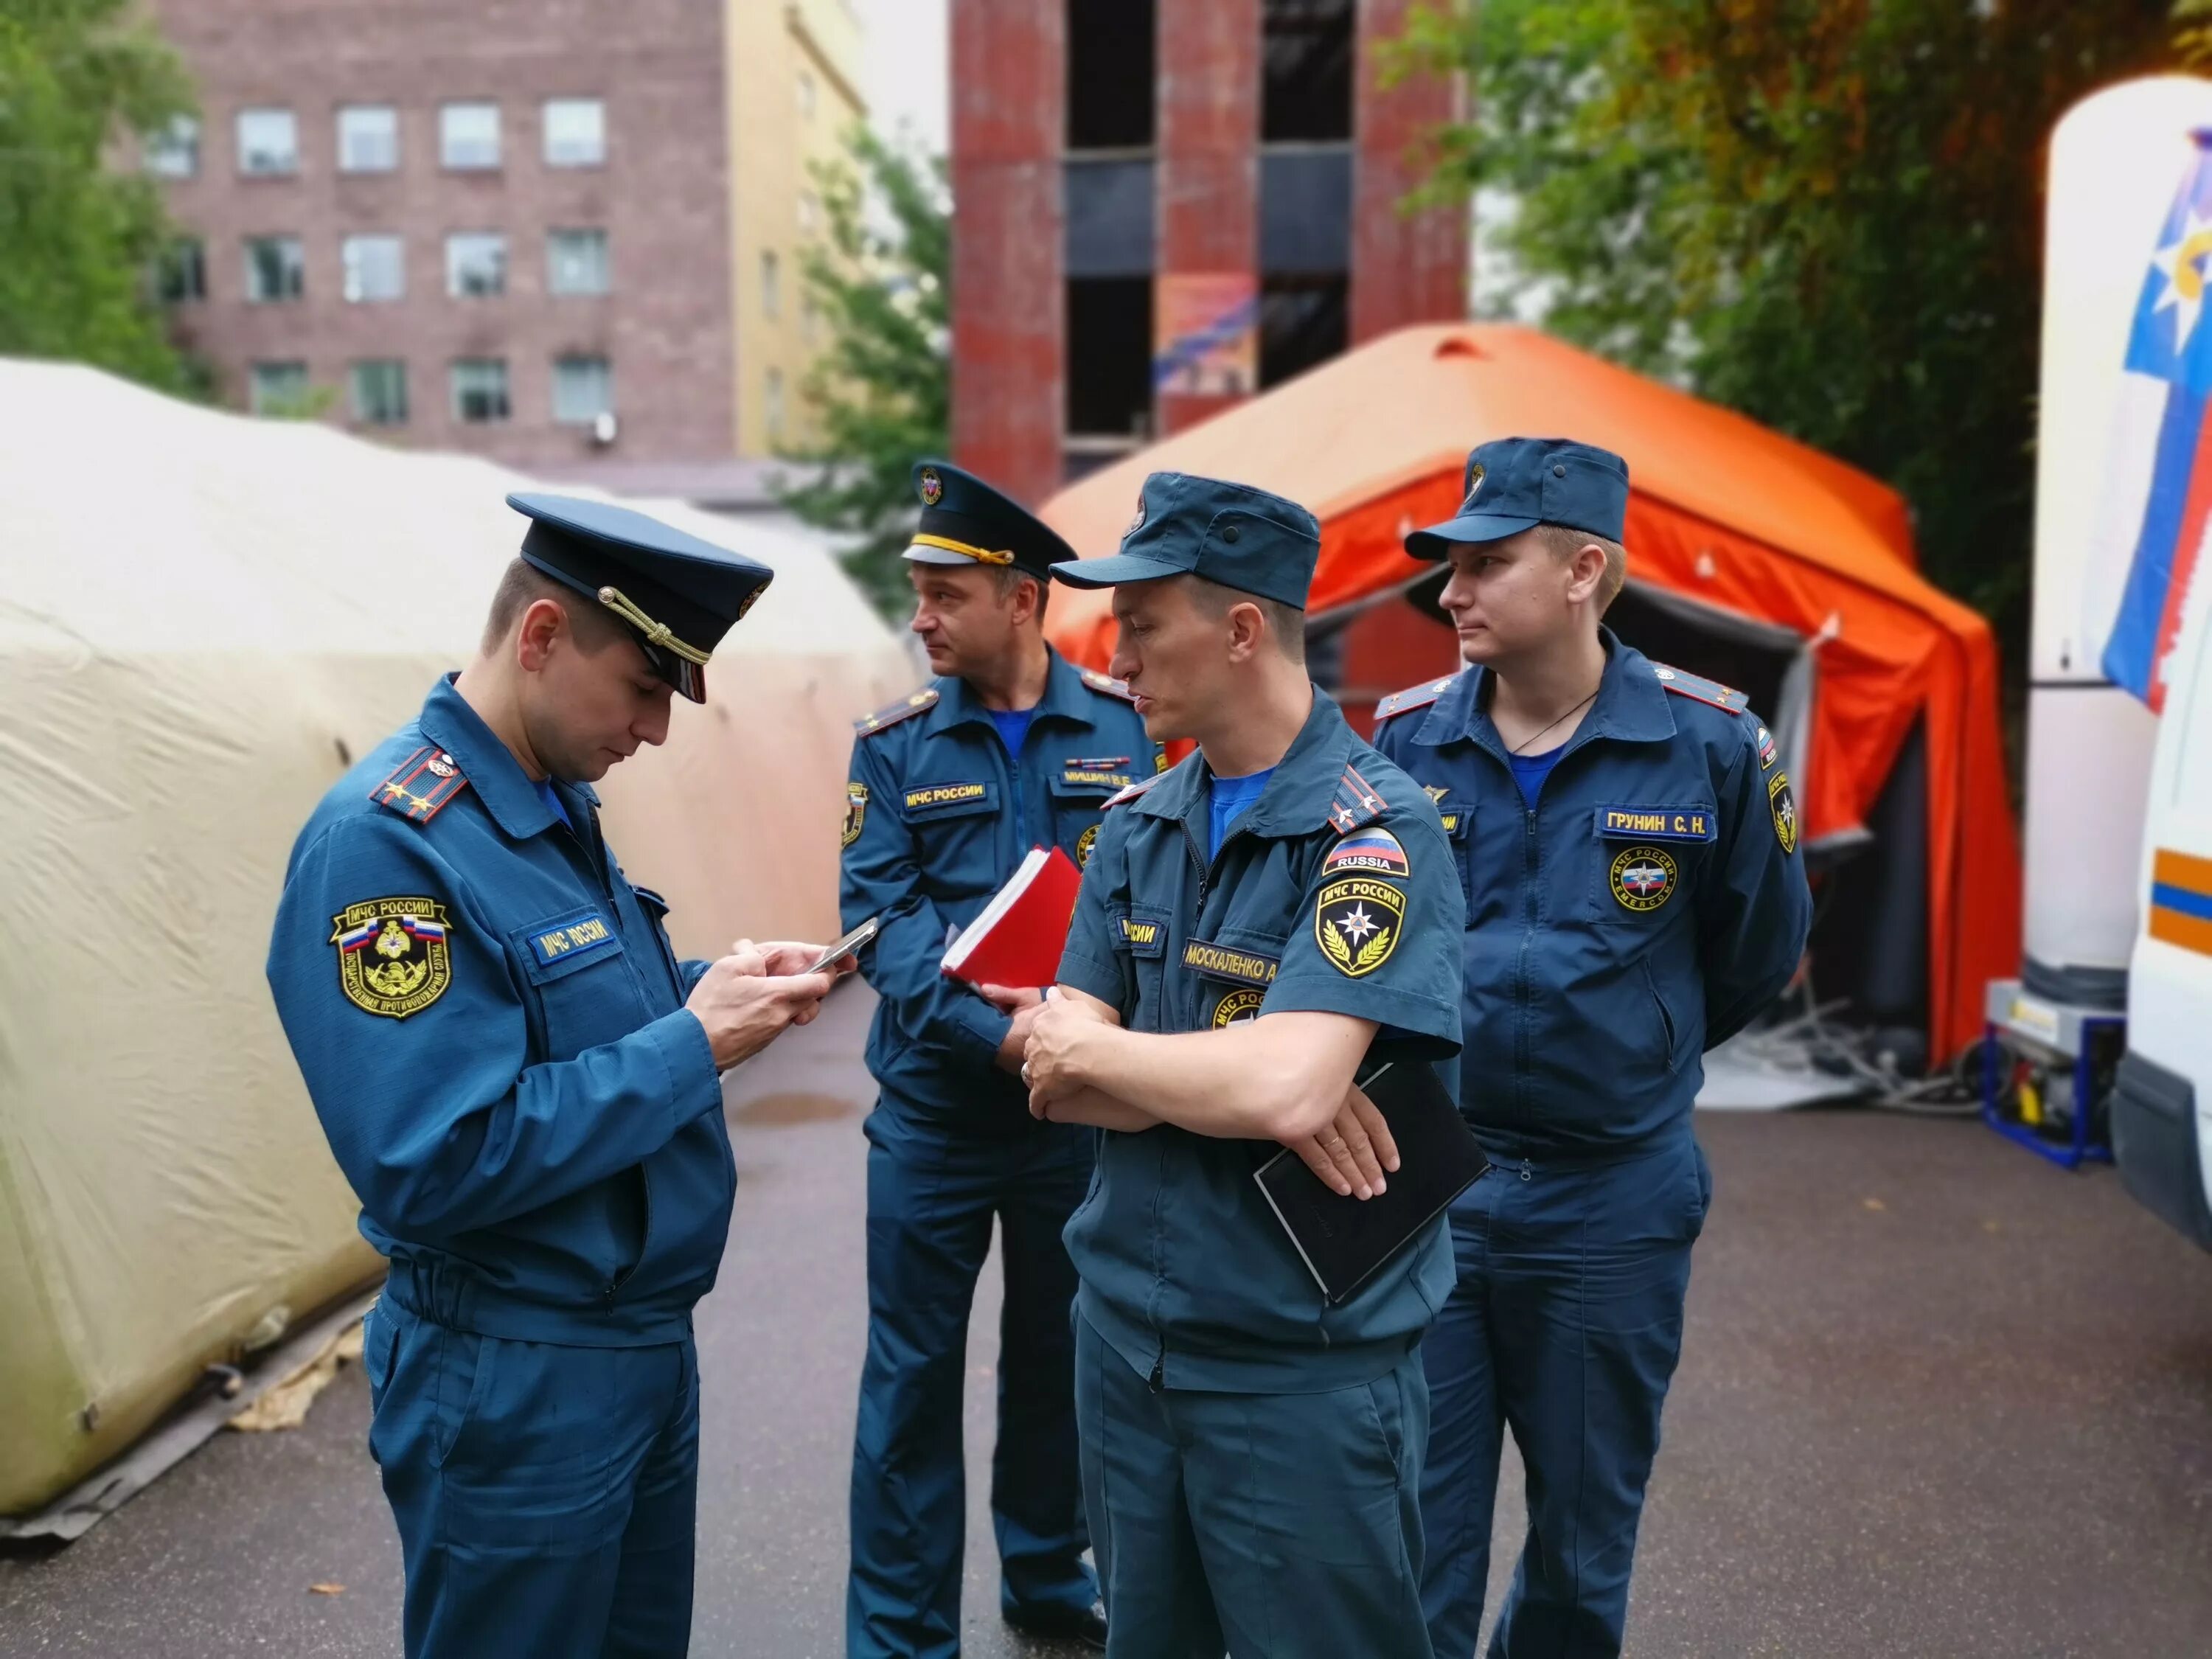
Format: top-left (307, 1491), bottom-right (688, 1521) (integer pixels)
top-left (1284, 1085), bottom-right (1399, 1200)
top-left (978, 984), bottom-right (1045, 1075)
top-left (1022, 992), bottom-right (1113, 1110)
top-left (685, 947), bottom-right (835, 1069)
top-left (740, 939), bottom-right (860, 981)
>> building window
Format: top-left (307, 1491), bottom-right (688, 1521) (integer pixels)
top-left (765, 368), bottom-right (786, 443)
top-left (797, 72), bottom-right (816, 120)
top-left (156, 238), bottom-right (206, 303)
top-left (237, 108), bottom-right (299, 176)
top-left (440, 102), bottom-right (501, 170)
top-left (1068, 0), bottom-right (1155, 150)
top-left (446, 232), bottom-right (508, 297)
top-left (249, 361), bottom-right (309, 414)
top-left (350, 360), bottom-right (409, 426)
top-left (800, 291), bottom-right (821, 346)
top-left (243, 236), bottom-right (305, 302)
top-left (451, 358), bottom-right (510, 422)
top-left (552, 355), bottom-right (613, 424)
top-left (798, 189), bottom-right (820, 234)
top-left (547, 229), bottom-right (611, 296)
top-left (760, 249), bottom-right (782, 320)
top-left (1259, 274), bottom-right (1349, 389)
top-left (145, 115), bottom-right (200, 179)
top-left (337, 105), bottom-right (399, 173)
top-left (342, 234), bottom-right (406, 302)
top-left (1262, 0), bottom-right (1355, 144)
top-left (543, 98), bottom-right (605, 167)
top-left (1065, 276), bottom-right (1152, 437)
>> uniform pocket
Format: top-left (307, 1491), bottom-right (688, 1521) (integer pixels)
top-left (509, 911), bottom-right (648, 1061)
top-left (431, 1329), bottom-right (498, 1469)
top-left (362, 1299), bottom-right (399, 1413)
top-left (1642, 956), bottom-right (1680, 1075)
top-left (903, 782), bottom-right (1001, 897)
top-left (1684, 1140), bottom-right (1714, 1243)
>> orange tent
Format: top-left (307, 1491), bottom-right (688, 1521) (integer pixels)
top-left (1040, 323), bottom-right (2020, 1065)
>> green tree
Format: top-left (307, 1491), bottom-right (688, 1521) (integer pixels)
top-left (777, 129), bottom-right (950, 619)
top-left (0, 0), bottom-right (201, 394)
top-left (1397, 0), bottom-right (2180, 657)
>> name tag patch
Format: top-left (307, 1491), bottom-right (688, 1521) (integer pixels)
top-left (1596, 805), bottom-right (1715, 843)
top-left (905, 781), bottom-right (988, 811)
top-left (1118, 915), bottom-right (1165, 956)
top-left (1061, 768), bottom-right (1135, 790)
top-left (1181, 940), bottom-right (1280, 986)
top-left (528, 908), bottom-right (622, 970)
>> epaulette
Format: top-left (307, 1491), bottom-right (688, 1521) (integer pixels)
top-left (1080, 667), bottom-right (1139, 703)
top-left (1326, 762), bottom-right (1388, 835)
top-left (854, 687), bottom-right (939, 736)
top-left (1374, 674), bottom-right (1458, 723)
top-left (369, 745), bottom-right (471, 824)
top-left (1104, 772), bottom-right (1166, 810)
top-left (1652, 663), bottom-right (1750, 715)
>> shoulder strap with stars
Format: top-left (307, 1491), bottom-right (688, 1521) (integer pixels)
top-left (369, 745), bottom-right (472, 824)
top-left (853, 686), bottom-right (939, 736)
top-left (1104, 771), bottom-right (1166, 810)
top-left (1079, 667), bottom-right (1140, 703)
top-left (1326, 762), bottom-right (1388, 835)
top-left (1374, 674), bottom-right (1458, 724)
top-left (1650, 662), bottom-right (1750, 715)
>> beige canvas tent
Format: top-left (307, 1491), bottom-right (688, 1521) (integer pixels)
top-left (0, 360), bottom-right (911, 1517)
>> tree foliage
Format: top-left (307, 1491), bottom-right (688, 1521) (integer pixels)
top-left (0, 0), bottom-right (201, 393)
top-left (1398, 0), bottom-right (2181, 653)
top-left (777, 129), bottom-right (950, 619)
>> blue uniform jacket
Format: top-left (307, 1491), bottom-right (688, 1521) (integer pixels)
top-left (1056, 690), bottom-right (1467, 1393)
top-left (841, 649), bottom-right (1161, 1133)
top-left (1372, 631), bottom-right (1812, 1161)
top-left (266, 675), bottom-right (726, 1346)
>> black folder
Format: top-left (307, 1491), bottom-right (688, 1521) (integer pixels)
top-left (1253, 1060), bottom-right (1490, 1305)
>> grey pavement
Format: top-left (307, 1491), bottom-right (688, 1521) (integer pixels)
top-left (4, 984), bottom-right (2212, 1657)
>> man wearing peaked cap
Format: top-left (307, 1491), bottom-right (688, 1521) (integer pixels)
top-left (266, 494), bottom-right (849, 1659)
top-left (1021, 471), bottom-right (1468, 1658)
top-left (1372, 437), bottom-right (1809, 1658)
top-left (841, 461), bottom-right (1159, 1655)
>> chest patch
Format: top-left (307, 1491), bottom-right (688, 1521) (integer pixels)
top-left (1315, 877), bottom-right (1405, 978)
top-left (1212, 986), bottom-right (1266, 1027)
top-left (1610, 846), bottom-right (1678, 914)
top-left (1062, 768), bottom-right (1135, 790)
top-left (1180, 940), bottom-right (1280, 986)
top-left (1075, 823), bottom-right (1099, 866)
top-left (1324, 827), bottom-right (1410, 876)
top-left (905, 781), bottom-right (987, 811)
top-left (1596, 805), bottom-right (1715, 843)
top-left (526, 908), bottom-right (622, 971)
top-left (331, 897), bottom-right (453, 1019)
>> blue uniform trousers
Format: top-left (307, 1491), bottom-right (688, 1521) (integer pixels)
top-left (362, 1292), bottom-right (700, 1659)
top-left (1074, 1315), bottom-right (1433, 1659)
top-left (846, 1113), bottom-right (1098, 1658)
top-left (1419, 1133), bottom-right (1711, 1659)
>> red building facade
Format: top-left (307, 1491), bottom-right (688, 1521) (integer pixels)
top-left (950, 0), bottom-right (1467, 505)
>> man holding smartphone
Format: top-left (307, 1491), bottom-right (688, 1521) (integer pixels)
top-left (838, 462), bottom-right (1161, 1656)
top-left (267, 495), bottom-right (846, 1659)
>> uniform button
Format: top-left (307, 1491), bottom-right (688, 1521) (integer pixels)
top-left (1553, 465), bottom-right (1566, 477)
top-left (1222, 525), bottom-right (1241, 543)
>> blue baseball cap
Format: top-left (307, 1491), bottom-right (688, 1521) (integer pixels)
top-left (903, 460), bottom-right (1078, 580)
top-left (1051, 471), bottom-right (1321, 611)
top-left (1404, 437), bottom-right (1630, 559)
top-left (507, 493), bottom-right (775, 703)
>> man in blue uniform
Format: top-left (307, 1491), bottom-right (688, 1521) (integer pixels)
top-left (268, 495), bottom-right (844, 1659)
top-left (1371, 438), bottom-right (1812, 1658)
top-left (840, 462), bottom-right (1160, 1656)
top-left (1020, 472), bottom-right (1468, 1659)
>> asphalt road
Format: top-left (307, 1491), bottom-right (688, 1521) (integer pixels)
top-left (5, 984), bottom-right (2212, 1658)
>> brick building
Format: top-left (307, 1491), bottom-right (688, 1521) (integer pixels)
top-left (950, 0), bottom-right (1467, 502)
top-left (142, 0), bottom-right (863, 471)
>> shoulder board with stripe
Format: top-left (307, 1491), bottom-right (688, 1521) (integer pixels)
top-left (1104, 772), bottom-right (1165, 810)
top-left (1326, 762), bottom-right (1389, 835)
top-left (1374, 674), bottom-right (1458, 724)
top-left (1651, 663), bottom-right (1750, 715)
top-left (1079, 667), bottom-right (1139, 703)
top-left (854, 686), bottom-right (939, 735)
top-left (369, 745), bottom-right (471, 824)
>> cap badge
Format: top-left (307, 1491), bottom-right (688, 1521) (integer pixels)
top-left (1461, 462), bottom-right (1486, 513)
top-left (1128, 490), bottom-right (1147, 535)
top-left (919, 467), bottom-right (944, 507)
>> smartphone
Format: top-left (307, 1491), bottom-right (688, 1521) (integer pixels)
top-left (805, 917), bottom-right (879, 976)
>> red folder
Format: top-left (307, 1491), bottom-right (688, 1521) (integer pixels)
top-left (941, 845), bottom-right (1085, 990)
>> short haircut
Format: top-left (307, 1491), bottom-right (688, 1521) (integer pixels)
top-left (481, 557), bottom-right (629, 654)
top-left (1187, 575), bottom-right (1307, 664)
top-left (1534, 523), bottom-right (1628, 612)
top-left (989, 564), bottom-right (1051, 622)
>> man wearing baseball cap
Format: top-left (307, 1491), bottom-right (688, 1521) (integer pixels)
top-left (1372, 438), bottom-right (1810, 1658)
top-left (1021, 471), bottom-right (1467, 1658)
